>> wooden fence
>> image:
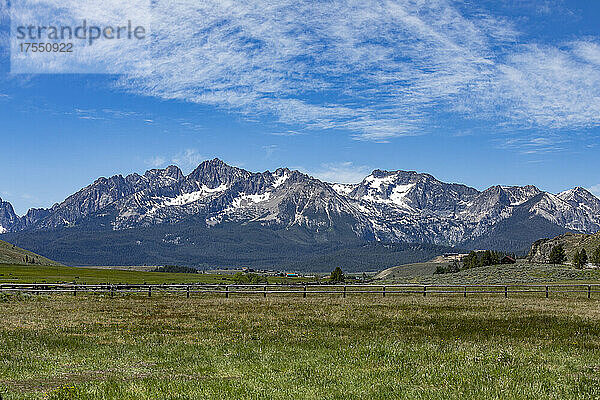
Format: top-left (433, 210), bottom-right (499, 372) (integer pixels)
top-left (1, 283), bottom-right (599, 299)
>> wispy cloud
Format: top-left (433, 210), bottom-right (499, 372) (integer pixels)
top-left (145, 149), bottom-right (206, 173)
top-left (171, 149), bottom-right (206, 173)
top-left (486, 42), bottom-right (600, 129)
top-left (308, 162), bottom-right (371, 184)
top-left (122, 0), bottom-right (600, 141)
top-left (146, 156), bottom-right (167, 169)
top-left (262, 145), bottom-right (278, 158)
top-left (5, 0), bottom-right (600, 142)
top-left (71, 107), bottom-right (157, 123)
top-left (498, 134), bottom-right (568, 154)
top-left (267, 130), bottom-right (305, 137)
top-left (589, 184), bottom-right (600, 199)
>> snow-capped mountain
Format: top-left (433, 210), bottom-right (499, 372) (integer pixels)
top-left (1, 159), bottom-right (599, 252)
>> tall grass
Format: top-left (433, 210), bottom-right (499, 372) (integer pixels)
top-left (1, 294), bottom-right (599, 399)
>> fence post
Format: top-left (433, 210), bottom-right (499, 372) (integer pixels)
top-left (504, 286), bottom-right (508, 298)
top-left (225, 285), bottom-right (229, 299)
top-left (546, 286), bottom-right (549, 298)
top-left (263, 285), bottom-right (267, 298)
top-left (110, 285), bottom-right (114, 298)
top-left (588, 285), bottom-right (592, 299)
top-left (148, 286), bottom-right (152, 298)
top-left (186, 285), bottom-right (190, 298)
top-left (383, 286), bottom-right (386, 297)
top-left (303, 285), bottom-right (307, 298)
top-left (423, 286), bottom-right (427, 297)
top-left (464, 286), bottom-right (467, 298)
top-left (343, 285), bottom-right (346, 298)
top-left (73, 285), bottom-right (77, 297)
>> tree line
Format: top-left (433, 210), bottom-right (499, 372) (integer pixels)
top-left (548, 244), bottom-right (600, 269)
top-left (435, 250), bottom-right (515, 275)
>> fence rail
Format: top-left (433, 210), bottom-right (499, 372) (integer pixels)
top-left (1, 283), bottom-right (599, 299)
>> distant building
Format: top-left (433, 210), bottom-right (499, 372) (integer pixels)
top-left (443, 253), bottom-right (460, 257)
top-left (443, 253), bottom-right (469, 261)
top-left (500, 255), bottom-right (516, 264)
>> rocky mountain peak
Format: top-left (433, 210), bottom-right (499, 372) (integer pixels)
top-left (0, 197), bottom-right (19, 233)
top-left (187, 158), bottom-right (251, 188)
top-left (144, 165), bottom-right (184, 181)
top-left (559, 187), bottom-right (600, 203)
top-left (2, 160), bottom-right (600, 254)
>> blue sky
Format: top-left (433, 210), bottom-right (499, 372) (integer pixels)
top-left (1, 0), bottom-right (600, 215)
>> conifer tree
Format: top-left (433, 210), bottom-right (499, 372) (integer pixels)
top-left (549, 245), bottom-right (566, 266)
top-left (592, 246), bottom-right (600, 266)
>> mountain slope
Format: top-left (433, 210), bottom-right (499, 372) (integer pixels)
top-left (0, 239), bottom-right (62, 266)
top-left (1, 223), bottom-right (453, 272)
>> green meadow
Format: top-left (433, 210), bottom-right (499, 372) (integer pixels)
top-left (0, 264), bottom-right (309, 285)
top-left (1, 293), bottom-right (599, 399)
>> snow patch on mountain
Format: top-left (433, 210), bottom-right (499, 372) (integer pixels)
top-left (165, 184), bottom-right (228, 207)
top-left (272, 173), bottom-right (289, 188)
top-left (332, 184), bottom-right (355, 196)
top-left (231, 192), bottom-right (271, 208)
top-left (389, 184), bottom-right (415, 205)
top-left (364, 174), bottom-right (397, 190)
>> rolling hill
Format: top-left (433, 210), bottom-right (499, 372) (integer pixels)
top-left (528, 231), bottom-right (600, 264)
top-left (0, 239), bottom-right (62, 266)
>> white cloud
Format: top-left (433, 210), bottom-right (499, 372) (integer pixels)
top-left (145, 156), bottom-right (166, 168)
top-left (486, 42), bottom-right (600, 129)
top-left (589, 184), bottom-right (600, 198)
top-left (262, 145), bottom-right (278, 158)
top-left (171, 149), bottom-right (205, 173)
top-left (5, 0), bottom-right (600, 141)
top-left (498, 134), bottom-right (567, 154)
top-left (267, 130), bottom-right (305, 137)
top-left (145, 149), bottom-right (205, 173)
top-left (308, 162), bottom-right (371, 184)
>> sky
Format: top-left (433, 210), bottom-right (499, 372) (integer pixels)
top-left (1, 0), bottom-right (600, 215)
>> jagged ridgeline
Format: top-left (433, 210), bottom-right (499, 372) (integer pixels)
top-left (1, 159), bottom-right (600, 269)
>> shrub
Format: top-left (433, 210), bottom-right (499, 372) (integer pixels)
top-left (330, 267), bottom-right (345, 283)
top-left (434, 265), bottom-right (447, 275)
top-left (232, 272), bottom-right (268, 284)
top-left (153, 265), bottom-right (198, 274)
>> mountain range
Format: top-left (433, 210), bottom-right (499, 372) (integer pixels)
top-left (2, 159), bottom-right (599, 269)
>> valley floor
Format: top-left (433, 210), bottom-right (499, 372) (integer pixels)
top-left (0, 264), bottom-right (313, 285)
top-left (1, 294), bottom-right (599, 399)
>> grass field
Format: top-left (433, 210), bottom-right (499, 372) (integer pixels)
top-left (1, 293), bottom-right (600, 399)
top-left (377, 261), bottom-right (600, 285)
top-left (0, 264), bottom-right (311, 285)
